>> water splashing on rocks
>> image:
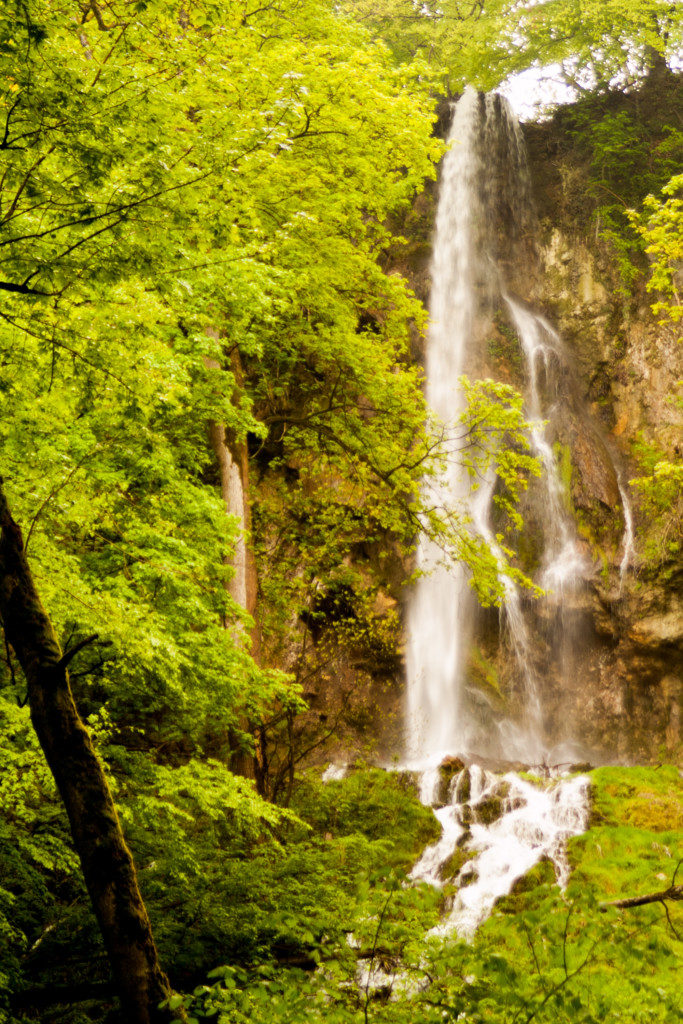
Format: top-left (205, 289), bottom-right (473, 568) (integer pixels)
top-left (411, 764), bottom-right (590, 939)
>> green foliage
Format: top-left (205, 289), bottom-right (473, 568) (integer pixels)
top-left (0, 0), bottom-right (448, 1014)
top-left (341, 0), bottom-right (681, 94)
top-left (292, 767), bottom-right (440, 860)
top-left (631, 173), bottom-right (683, 323)
top-left (630, 426), bottom-right (683, 571)
top-left (0, 696), bottom-right (98, 1022)
top-left (180, 765), bottom-right (682, 1024)
top-left (561, 100), bottom-right (683, 293)
top-left (466, 644), bottom-right (504, 703)
top-left (454, 377), bottom-right (542, 605)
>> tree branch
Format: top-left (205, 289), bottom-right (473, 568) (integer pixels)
top-left (58, 634), bottom-right (100, 671)
top-left (601, 860), bottom-right (683, 917)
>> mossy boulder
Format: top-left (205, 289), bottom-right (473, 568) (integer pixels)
top-left (454, 767), bottom-right (471, 804)
top-left (436, 757), bottom-right (465, 804)
top-left (496, 857), bottom-right (558, 914)
top-left (472, 795), bottom-right (505, 825)
top-left (510, 857), bottom-right (556, 894)
top-left (440, 847), bottom-right (477, 882)
top-left (460, 804), bottom-right (474, 827)
top-left (471, 782), bottom-right (511, 825)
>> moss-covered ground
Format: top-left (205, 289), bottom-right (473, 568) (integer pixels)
top-left (178, 764), bottom-right (681, 1023)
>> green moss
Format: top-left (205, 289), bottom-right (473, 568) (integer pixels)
top-left (467, 645), bottom-right (505, 703)
top-left (487, 315), bottom-right (524, 374)
top-left (439, 757), bottom-right (465, 784)
top-left (575, 507), bottom-right (613, 570)
top-left (563, 765), bottom-right (683, 914)
top-left (515, 528), bottom-right (542, 574)
top-left (460, 804), bottom-right (474, 827)
top-left (473, 794), bottom-right (505, 825)
top-left (455, 767), bottom-right (471, 803)
top-left (495, 858), bottom-right (557, 914)
top-left (511, 857), bottom-right (556, 894)
top-left (441, 846), bottom-right (477, 882)
top-left (588, 765), bottom-right (683, 832)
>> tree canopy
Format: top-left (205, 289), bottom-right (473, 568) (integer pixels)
top-left (340, 0), bottom-right (682, 94)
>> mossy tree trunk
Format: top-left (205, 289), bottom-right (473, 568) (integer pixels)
top-left (0, 479), bottom-right (182, 1024)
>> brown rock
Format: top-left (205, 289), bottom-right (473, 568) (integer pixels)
top-left (571, 426), bottom-right (620, 510)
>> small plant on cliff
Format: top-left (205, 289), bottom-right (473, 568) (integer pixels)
top-left (631, 422), bottom-right (683, 572)
top-left (630, 173), bottom-right (683, 326)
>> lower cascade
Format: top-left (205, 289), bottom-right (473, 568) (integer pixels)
top-left (411, 764), bottom-right (590, 939)
top-left (402, 88), bottom-right (616, 932)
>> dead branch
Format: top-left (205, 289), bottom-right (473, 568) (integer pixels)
top-left (601, 860), bottom-right (683, 914)
top-left (601, 884), bottom-right (683, 910)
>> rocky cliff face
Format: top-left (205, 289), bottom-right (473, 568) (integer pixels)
top-left (517, 76), bottom-right (682, 763)
top-left (265, 74), bottom-right (682, 769)
top-left (519, 222), bottom-right (682, 762)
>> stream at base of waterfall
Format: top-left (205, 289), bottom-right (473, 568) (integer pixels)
top-left (410, 763), bottom-right (590, 939)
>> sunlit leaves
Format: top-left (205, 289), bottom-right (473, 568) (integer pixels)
top-left (631, 173), bottom-right (683, 324)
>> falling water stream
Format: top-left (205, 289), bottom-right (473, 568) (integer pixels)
top-left (404, 88), bottom-right (485, 767)
top-left (401, 89), bottom-right (635, 939)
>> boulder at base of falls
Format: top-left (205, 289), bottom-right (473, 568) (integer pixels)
top-left (436, 757), bottom-right (466, 805)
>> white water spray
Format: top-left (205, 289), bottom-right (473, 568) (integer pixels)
top-left (402, 90), bottom-right (635, 939)
top-left (411, 767), bottom-right (590, 939)
top-left (405, 87), bottom-right (485, 766)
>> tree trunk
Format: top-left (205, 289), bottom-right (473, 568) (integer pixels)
top-left (204, 344), bottom-right (261, 779)
top-left (203, 345), bottom-right (259, 633)
top-left (208, 417), bottom-right (249, 612)
top-left (0, 479), bottom-right (182, 1024)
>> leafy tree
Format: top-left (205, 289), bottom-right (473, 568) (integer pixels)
top-left (0, 481), bottom-right (181, 1024)
top-left (632, 172), bottom-right (683, 324)
top-left (0, 0), bottom-right (538, 1017)
top-left (5, 2), bottom-right (677, 1022)
top-left (0, 0), bottom-right (446, 1015)
top-left (340, 0), bottom-right (682, 92)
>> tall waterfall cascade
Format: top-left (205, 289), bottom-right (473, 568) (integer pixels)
top-left (405, 88), bottom-right (634, 772)
top-left (400, 89), bottom-right (635, 937)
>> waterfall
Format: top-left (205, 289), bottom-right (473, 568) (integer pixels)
top-left (405, 89), bottom-right (548, 767)
top-left (398, 88), bottom-right (637, 941)
top-left (504, 298), bottom-right (590, 597)
top-left (618, 474), bottom-right (636, 583)
top-left (405, 87), bottom-right (485, 767)
top-left (406, 90), bottom-right (633, 769)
